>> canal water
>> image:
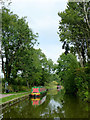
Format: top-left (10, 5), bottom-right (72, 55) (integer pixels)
top-left (1, 89), bottom-right (89, 119)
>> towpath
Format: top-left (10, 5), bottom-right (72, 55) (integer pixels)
top-left (0, 92), bottom-right (29, 99)
top-left (0, 94), bottom-right (14, 98)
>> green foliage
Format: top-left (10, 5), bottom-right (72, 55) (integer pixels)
top-left (57, 53), bottom-right (89, 101)
top-left (2, 7), bottom-right (38, 83)
top-left (45, 81), bottom-right (58, 90)
top-left (7, 85), bottom-right (13, 92)
top-left (57, 1), bottom-right (89, 101)
top-left (7, 85), bottom-right (30, 93)
top-left (57, 53), bottom-right (79, 94)
top-left (58, 2), bottom-right (90, 67)
top-left (74, 67), bottom-right (89, 101)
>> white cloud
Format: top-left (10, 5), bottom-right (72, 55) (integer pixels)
top-left (10, 0), bottom-right (67, 63)
top-left (11, 0), bottom-right (67, 13)
top-left (35, 43), bottom-right (65, 63)
top-left (11, 0), bottom-right (67, 32)
top-left (31, 16), bottom-right (58, 31)
top-left (12, 0), bottom-right (67, 4)
top-left (42, 45), bottom-right (65, 63)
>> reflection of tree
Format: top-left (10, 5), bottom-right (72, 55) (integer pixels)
top-left (47, 89), bottom-right (58, 95)
top-left (62, 95), bottom-right (88, 118)
top-left (20, 96), bottom-right (48, 118)
top-left (3, 96), bottom-right (49, 118)
top-left (3, 91), bottom-right (88, 118)
top-left (53, 90), bottom-right (65, 103)
top-left (40, 90), bottom-right (65, 118)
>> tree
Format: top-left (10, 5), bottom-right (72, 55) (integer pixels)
top-left (2, 7), bottom-right (38, 83)
top-left (47, 58), bottom-right (54, 73)
top-left (37, 49), bottom-right (50, 85)
top-left (57, 53), bottom-right (79, 94)
top-left (58, 2), bottom-right (90, 67)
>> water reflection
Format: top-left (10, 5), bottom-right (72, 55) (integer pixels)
top-left (2, 89), bottom-right (89, 119)
top-left (31, 96), bottom-right (46, 106)
top-left (47, 89), bottom-right (58, 95)
top-left (40, 97), bottom-right (64, 118)
top-left (49, 99), bottom-right (63, 111)
top-left (39, 90), bottom-right (65, 118)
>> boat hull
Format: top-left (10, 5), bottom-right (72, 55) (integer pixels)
top-left (29, 86), bottom-right (47, 98)
top-left (30, 91), bottom-right (47, 98)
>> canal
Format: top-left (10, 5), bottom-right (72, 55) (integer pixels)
top-left (1, 89), bottom-right (89, 119)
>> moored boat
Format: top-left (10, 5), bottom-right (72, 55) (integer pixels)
top-left (30, 86), bottom-right (47, 98)
top-left (57, 85), bottom-right (61, 90)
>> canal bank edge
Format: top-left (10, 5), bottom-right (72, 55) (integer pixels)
top-left (0, 93), bottom-right (30, 111)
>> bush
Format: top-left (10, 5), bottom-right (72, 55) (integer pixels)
top-left (2, 82), bottom-right (29, 93)
top-left (19, 86), bottom-right (30, 92)
top-left (8, 85), bottom-right (14, 92)
top-left (2, 86), bottom-right (5, 93)
top-left (74, 67), bottom-right (88, 101)
top-left (20, 86), bottom-right (27, 91)
top-left (11, 85), bottom-right (29, 92)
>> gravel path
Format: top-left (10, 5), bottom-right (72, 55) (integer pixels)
top-left (0, 92), bottom-right (29, 99)
top-left (0, 94), bottom-right (14, 99)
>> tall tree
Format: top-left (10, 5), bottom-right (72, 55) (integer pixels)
top-left (2, 7), bottom-right (38, 82)
top-left (58, 2), bottom-right (90, 67)
top-left (57, 53), bottom-right (79, 94)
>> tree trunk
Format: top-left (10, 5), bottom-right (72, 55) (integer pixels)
top-left (5, 48), bottom-right (11, 82)
top-left (78, 52), bottom-right (84, 67)
top-left (83, 2), bottom-right (90, 29)
top-left (1, 55), bottom-right (5, 78)
top-left (26, 80), bottom-right (29, 88)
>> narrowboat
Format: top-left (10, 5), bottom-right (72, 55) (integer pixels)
top-left (30, 86), bottom-right (47, 98)
top-left (57, 85), bottom-right (61, 90)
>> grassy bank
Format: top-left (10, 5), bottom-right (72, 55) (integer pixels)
top-left (2, 91), bottom-right (29, 94)
top-left (0, 92), bottom-right (30, 104)
top-left (45, 81), bottom-right (64, 90)
top-left (45, 81), bottom-right (58, 90)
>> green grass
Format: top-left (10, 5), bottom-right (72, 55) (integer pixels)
top-left (0, 92), bottom-right (30, 104)
top-left (45, 81), bottom-right (58, 89)
top-left (2, 91), bottom-right (29, 94)
top-left (45, 84), bottom-right (57, 89)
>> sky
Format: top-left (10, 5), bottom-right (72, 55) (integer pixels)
top-left (9, 0), bottom-right (67, 63)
